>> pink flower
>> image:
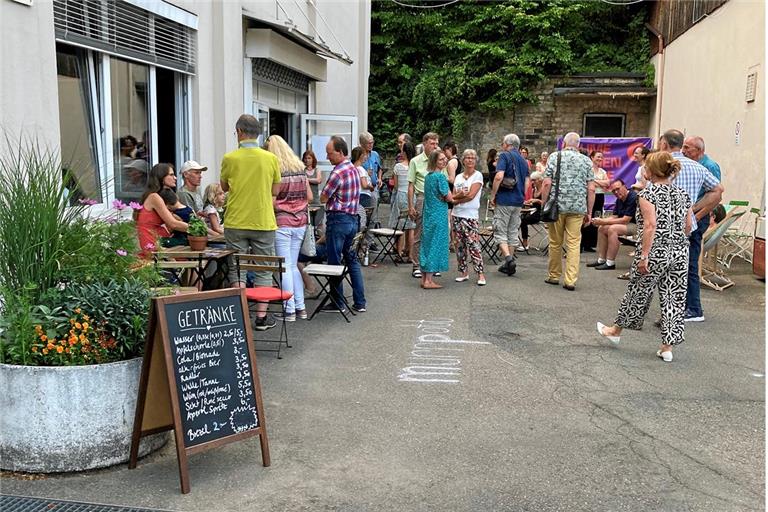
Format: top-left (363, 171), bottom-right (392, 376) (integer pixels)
top-left (112, 199), bottom-right (127, 210)
top-left (143, 242), bottom-right (155, 251)
top-left (129, 201), bottom-right (143, 211)
top-left (116, 249), bottom-right (128, 256)
top-left (78, 198), bottom-right (98, 206)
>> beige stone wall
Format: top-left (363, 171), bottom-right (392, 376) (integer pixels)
top-left (461, 78), bottom-right (652, 171)
top-left (654, 0), bottom-right (765, 210)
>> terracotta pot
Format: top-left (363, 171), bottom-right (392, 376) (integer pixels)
top-left (188, 235), bottom-right (208, 251)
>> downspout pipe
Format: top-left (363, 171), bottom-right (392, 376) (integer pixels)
top-left (646, 22), bottom-right (665, 143)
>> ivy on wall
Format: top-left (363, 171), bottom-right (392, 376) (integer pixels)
top-left (369, 0), bottom-right (650, 154)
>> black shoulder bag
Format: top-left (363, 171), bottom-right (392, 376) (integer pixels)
top-left (499, 151), bottom-right (518, 190)
top-left (540, 151), bottom-right (561, 223)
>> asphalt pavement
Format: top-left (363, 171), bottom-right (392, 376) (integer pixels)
top-left (2, 237), bottom-right (765, 511)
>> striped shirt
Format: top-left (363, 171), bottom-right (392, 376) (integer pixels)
top-left (671, 151), bottom-right (720, 231)
top-left (322, 159), bottom-right (361, 215)
top-left (274, 170), bottom-right (309, 228)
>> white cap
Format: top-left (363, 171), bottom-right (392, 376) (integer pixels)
top-left (180, 160), bottom-right (208, 174)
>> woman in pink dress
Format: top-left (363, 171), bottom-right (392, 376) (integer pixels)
top-left (136, 163), bottom-right (189, 257)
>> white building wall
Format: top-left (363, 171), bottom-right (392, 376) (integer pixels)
top-left (0, 0), bottom-right (60, 153)
top-left (654, 0), bottom-right (765, 209)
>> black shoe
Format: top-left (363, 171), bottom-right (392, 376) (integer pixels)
top-left (254, 314), bottom-right (277, 331)
top-left (586, 261), bottom-right (604, 267)
top-left (594, 263), bottom-right (616, 270)
top-left (505, 255), bottom-right (516, 276)
top-left (352, 304), bottom-right (366, 313)
top-left (563, 284), bottom-right (576, 291)
top-left (320, 302), bottom-right (348, 314)
top-left (369, 243), bottom-right (380, 252)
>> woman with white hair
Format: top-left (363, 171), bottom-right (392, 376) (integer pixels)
top-left (451, 149), bottom-right (486, 285)
top-left (266, 135), bottom-right (313, 321)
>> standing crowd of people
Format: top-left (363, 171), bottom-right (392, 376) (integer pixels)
top-left (134, 115), bottom-right (724, 363)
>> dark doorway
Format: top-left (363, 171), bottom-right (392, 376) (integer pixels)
top-left (269, 110), bottom-right (292, 146)
top-left (156, 68), bottom-right (177, 168)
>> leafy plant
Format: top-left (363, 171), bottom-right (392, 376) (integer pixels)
top-left (369, 0), bottom-right (651, 153)
top-left (187, 216), bottom-right (208, 237)
top-left (29, 306), bottom-right (118, 366)
top-left (60, 278), bottom-right (152, 361)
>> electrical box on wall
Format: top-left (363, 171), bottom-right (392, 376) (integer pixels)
top-left (745, 72), bottom-right (758, 103)
top-left (11, 0), bottom-right (33, 5)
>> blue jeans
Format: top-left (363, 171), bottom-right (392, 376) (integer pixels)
top-left (275, 226), bottom-right (306, 314)
top-left (686, 214), bottom-right (710, 316)
top-left (326, 212), bottom-right (366, 308)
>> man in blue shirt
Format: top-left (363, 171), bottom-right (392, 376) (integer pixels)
top-left (360, 132), bottom-right (382, 226)
top-left (587, 179), bottom-right (638, 270)
top-left (661, 130), bottom-right (724, 322)
top-left (489, 133), bottom-right (530, 275)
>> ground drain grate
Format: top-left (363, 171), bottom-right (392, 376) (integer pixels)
top-left (0, 495), bottom-right (174, 512)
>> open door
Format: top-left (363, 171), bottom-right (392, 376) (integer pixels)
top-left (300, 114), bottom-right (358, 188)
top-left (253, 102), bottom-right (270, 146)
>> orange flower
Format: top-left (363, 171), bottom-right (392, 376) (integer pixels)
top-left (74, 308), bottom-right (81, 314)
top-left (47, 343), bottom-right (54, 350)
top-left (34, 325), bottom-right (43, 333)
top-left (31, 346), bottom-right (38, 352)
top-left (75, 322), bottom-right (82, 329)
top-left (42, 348), bottom-right (49, 355)
top-left (65, 347), bottom-right (70, 353)
top-left (70, 319), bottom-right (76, 325)
top-left (40, 334), bottom-right (47, 342)
top-left (79, 334), bottom-right (86, 342)
top-left (69, 336), bottom-right (77, 344)
top-left (56, 346), bottom-right (64, 354)
top-left (83, 315), bottom-right (90, 321)
top-left (82, 322), bottom-right (89, 331)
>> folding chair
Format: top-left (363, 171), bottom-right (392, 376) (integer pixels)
top-left (153, 251), bottom-right (204, 288)
top-left (479, 198), bottom-right (501, 263)
top-left (701, 209), bottom-right (747, 291)
top-left (368, 213), bottom-right (408, 265)
top-left (234, 254), bottom-right (292, 358)
top-left (719, 202), bottom-right (756, 268)
top-left (304, 231), bottom-right (365, 323)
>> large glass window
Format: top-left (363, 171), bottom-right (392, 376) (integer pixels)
top-left (56, 44), bottom-right (101, 205)
top-left (111, 59), bottom-right (151, 201)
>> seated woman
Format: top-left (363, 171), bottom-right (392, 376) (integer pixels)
top-left (136, 163), bottom-right (189, 257)
top-left (518, 171), bottom-right (544, 252)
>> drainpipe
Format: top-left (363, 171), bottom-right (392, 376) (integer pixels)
top-left (646, 22), bottom-right (665, 143)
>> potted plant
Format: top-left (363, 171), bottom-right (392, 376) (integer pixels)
top-left (187, 216), bottom-right (209, 251)
top-left (0, 139), bottom-right (168, 473)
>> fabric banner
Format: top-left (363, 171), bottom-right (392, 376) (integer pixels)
top-left (557, 137), bottom-right (653, 209)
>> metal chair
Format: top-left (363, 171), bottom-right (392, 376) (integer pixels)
top-left (701, 209), bottom-right (747, 291)
top-left (719, 202), bottom-right (756, 268)
top-left (234, 254), bottom-right (292, 358)
top-left (368, 213), bottom-right (408, 265)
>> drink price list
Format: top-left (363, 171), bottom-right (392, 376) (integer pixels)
top-left (165, 297), bottom-right (259, 447)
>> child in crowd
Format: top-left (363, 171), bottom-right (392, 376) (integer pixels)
top-left (159, 188), bottom-right (193, 247)
top-left (203, 183), bottom-right (226, 235)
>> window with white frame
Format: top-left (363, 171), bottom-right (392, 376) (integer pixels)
top-left (53, 0), bottom-right (196, 209)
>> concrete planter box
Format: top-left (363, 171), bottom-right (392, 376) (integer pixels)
top-left (0, 357), bottom-right (167, 473)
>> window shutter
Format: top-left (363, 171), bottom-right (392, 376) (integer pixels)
top-left (53, 0), bottom-right (196, 74)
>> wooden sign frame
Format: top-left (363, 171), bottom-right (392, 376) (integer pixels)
top-left (129, 289), bottom-right (270, 494)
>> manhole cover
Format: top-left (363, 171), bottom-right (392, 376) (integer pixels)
top-left (0, 495), bottom-right (174, 512)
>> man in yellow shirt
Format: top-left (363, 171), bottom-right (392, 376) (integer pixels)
top-left (220, 114), bottom-right (281, 330)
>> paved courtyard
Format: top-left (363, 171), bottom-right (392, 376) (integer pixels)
top-left (2, 245), bottom-right (764, 511)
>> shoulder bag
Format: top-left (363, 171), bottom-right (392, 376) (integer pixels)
top-left (540, 151), bottom-right (561, 223)
top-left (499, 151), bottom-right (518, 190)
top-left (300, 207), bottom-right (316, 257)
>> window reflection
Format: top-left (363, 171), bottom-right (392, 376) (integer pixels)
top-left (56, 44), bottom-right (101, 205)
top-left (112, 59), bottom-right (151, 201)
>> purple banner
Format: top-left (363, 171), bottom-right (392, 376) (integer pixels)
top-left (557, 137), bottom-right (653, 209)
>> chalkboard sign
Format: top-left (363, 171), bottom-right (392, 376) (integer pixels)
top-left (129, 289), bottom-right (270, 494)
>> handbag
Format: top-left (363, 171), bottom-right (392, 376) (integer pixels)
top-left (300, 207), bottom-right (316, 257)
top-left (540, 151), bottom-right (561, 223)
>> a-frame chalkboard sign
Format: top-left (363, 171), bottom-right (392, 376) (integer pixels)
top-left (129, 289), bottom-right (270, 493)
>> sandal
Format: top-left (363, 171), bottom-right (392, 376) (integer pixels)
top-left (412, 267), bottom-right (422, 278)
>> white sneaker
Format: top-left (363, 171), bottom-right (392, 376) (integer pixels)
top-left (656, 349), bottom-right (673, 362)
top-left (597, 322), bottom-right (620, 345)
top-left (684, 314), bottom-right (705, 322)
top-left (516, 245), bottom-right (528, 252)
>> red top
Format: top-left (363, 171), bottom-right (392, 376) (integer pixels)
top-left (136, 208), bottom-right (170, 257)
top-left (274, 170), bottom-right (309, 228)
